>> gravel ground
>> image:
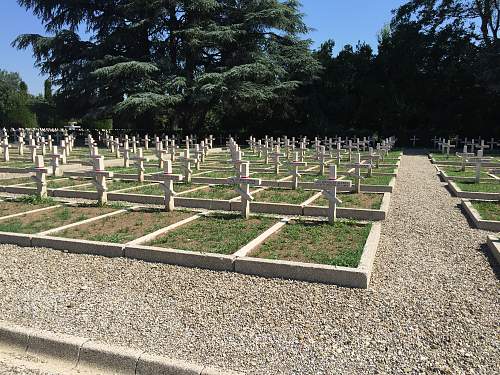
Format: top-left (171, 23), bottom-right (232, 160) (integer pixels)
top-left (0, 154), bottom-right (498, 374)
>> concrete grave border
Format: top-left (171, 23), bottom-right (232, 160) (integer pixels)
top-left (447, 180), bottom-right (500, 200)
top-left (486, 235), bottom-right (500, 265)
top-left (461, 199), bottom-right (500, 231)
top-left (0, 320), bottom-right (242, 375)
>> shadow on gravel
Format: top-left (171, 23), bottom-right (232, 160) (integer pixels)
top-left (401, 148), bottom-right (430, 156)
top-left (458, 203), bottom-right (476, 229)
top-left (479, 243), bottom-right (500, 280)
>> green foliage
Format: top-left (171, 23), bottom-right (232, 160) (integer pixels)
top-left (0, 69), bottom-right (37, 127)
top-left (16, 0), bottom-right (319, 133)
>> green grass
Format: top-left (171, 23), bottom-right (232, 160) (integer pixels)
top-left (107, 166), bottom-right (160, 174)
top-left (149, 213), bottom-right (276, 254)
top-left (456, 181), bottom-right (500, 193)
top-left (0, 177), bottom-right (34, 186)
top-left (252, 220), bottom-right (371, 267)
top-left (253, 188), bottom-right (316, 204)
top-left (14, 195), bottom-right (56, 206)
top-left (127, 182), bottom-right (198, 195)
top-left (182, 185), bottom-right (238, 200)
top-left (197, 171), bottom-right (236, 178)
top-left (471, 201), bottom-right (500, 221)
top-left (442, 167), bottom-right (488, 178)
top-left (314, 193), bottom-right (383, 209)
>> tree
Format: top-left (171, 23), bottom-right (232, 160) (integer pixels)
top-left (0, 69), bottom-right (37, 127)
top-left (15, 0), bottom-right (320, 134)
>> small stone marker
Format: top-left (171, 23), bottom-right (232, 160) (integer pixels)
top-left (121, 141), bottom-right (131, 167)
top-left (346, 153), bottom-right (366, 193)
top-left (30, 155), bottom-right (49, 198)
top-left (228, 162), bottom-right (262, 219)
top-left (143, 134), bottom-right (150, 150)
top-left (18, 134), bottom-right (24, 156)
top-left (314, 165), bottom-right (352, 223)
top-left (161, 160), bottom-right (184, 211)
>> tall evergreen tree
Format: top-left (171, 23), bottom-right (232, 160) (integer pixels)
top-left (15, 0), bottom-right (319, 133)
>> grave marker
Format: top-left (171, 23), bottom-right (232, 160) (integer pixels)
top-left (314, 165), bottom-right (352, 223)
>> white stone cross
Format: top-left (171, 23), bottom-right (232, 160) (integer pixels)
top-left (131, 148), bottom-right (149, 182)
top-left (179, 149), bottom-right (196, 183)
top-left (121, 141), bottom-right (131, 167)
top-left (469, 149), bottom-right (493, 183)
top-left (114, 138), bottom-right (121, 158)
top-left (169, 139), bottom-right (178, 162)
top-left (161, 159), bottom-right (184, 211)
top-left (314, 165), bottom-right (352, 223)
top-left (27, 138), bottom-right (39, 163)
top-left (17, 134), bottom-right (24, 156)
top-left (40, 137), bottom-right (47, 156)
top-left (410, 135), bottom-right (419, 147)
top-left (30, 155), bottom-right (49, 198)
top-left (85, 156), bottom-right (113, 205)
top-left (442, 139), bottom-right (455, 156)
top-left (345, 153), bottom-right (367, 193)
top-left (143, 134), bottom-right (150, 150)
top-left (366, 147), bottom-right (381, 176)
top-left (2, 137), bottom-right (9, 162)
top-left (131, 136), bottom-right (138, 154)
top-left (227, 162), bottom-right (262, 219)
top-left (455, 145), bottom-right (474, 172)
top-left (47, 135), bottom-right (53, 150)
top-left (288, 152), bottom-right (307, 190)
top-left (270, 146), bottom-right (285, 174)
top-left (193, 144), bottom-right (204, 170)
top-left (59, 140), bottom-right (68, 164)
top-left (49, 145), bottom-right (62, 176)
top-left (317, 145), bottom-right (329, 175)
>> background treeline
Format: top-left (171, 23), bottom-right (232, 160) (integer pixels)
top-left (1, 0), bottom-right (498, 143)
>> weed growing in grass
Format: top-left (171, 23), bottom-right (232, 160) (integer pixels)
top-left (15, 195), bottom-right (56, 206)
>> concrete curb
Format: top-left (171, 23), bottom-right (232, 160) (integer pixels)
top-left (448, 180), bottom-right (500, 200)
top-left (486, 235), bottom-right (500, 265)
top-left (461, 199), bottom-right (500, 231)
top-left (0, 321), bottom-right (243, 375)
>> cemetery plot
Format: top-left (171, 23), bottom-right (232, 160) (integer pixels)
top-left (455, 181), bottom-right (500, 193)
top-left (250, 220), bottom-right (371, 267)
top-left (0, 197), bottom-right (56, 216)
top-left (181, 185), bottom-right (240, 200)
top-left (149, 213), bottom-right (277, 254)
top-left (107, 166), bottom-right (161, 174)
top-left (55, 208), bottom-right (193, 243)
top-left (252, 188), bottom-right (317, 204)
top-left (0, 204), bottom-right (115, 234)
top-left (0, 177), bottom-right (33, 186)
top-left (312, 193), bottom-right (383, 209)
top-left (344, 175), bottom-right (393, 186)
top-left (470, 201), bottom-right (500, 221)
top-left (126, 182), bottom-right (201, 196)
top-left (22, 177), bottom-right (90, 189)
top-left (441, 166), bottom-right (490, 178)
top-left (248, 172), bottom-right (289, 180)
top-left (0, 161), bottom-right (33, 168)
top-left (196, 170), bottom-right (241, 178)
top-left (70, 179), bottom-right (146, 192)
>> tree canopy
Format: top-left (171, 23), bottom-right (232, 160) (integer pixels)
top-left (9, 0), bottom-right (500, 141)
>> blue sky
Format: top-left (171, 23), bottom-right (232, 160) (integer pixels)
top-left (0, 0), bottom-right (406, 95)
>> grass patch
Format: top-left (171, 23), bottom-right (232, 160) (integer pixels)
top-left (0, 177), bottom-right (34, 186)
top-left (472, 201), bottom-right (500, 221)
top-left (313, 193), bottom-right (383, 209)
top-left (251, 220), bottom-right (371, 267)
top-left (57, 209), bottom-right (192, 243)
top-left (182, 185), bottom-right (238, 200)
top-left (455, 181), bottom-right (500, 193)
top-left (126, 182), bottom-right (198, 196)
top-left (0, 204), bottom-right (114, 234)
top-left (14, 195), bottom-right (56, 205)
top-left (197, 171), bottom-right (236, 178)
top-left (442, 167), bottom-right (489, 178)
top-left (253, 188), bottom-right (316, 204)
top-left (149, 213), bottom-right (276, 254)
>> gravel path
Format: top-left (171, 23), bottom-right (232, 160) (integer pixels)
top-left (0, 154), bottom-right (498, 374)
